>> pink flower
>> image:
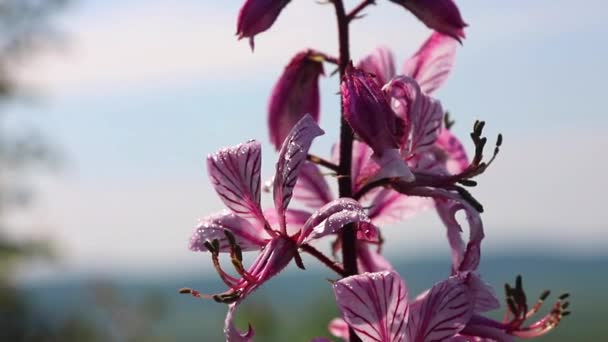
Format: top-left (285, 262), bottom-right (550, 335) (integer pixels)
top-left (332, 270), bottom-right (475, 342)
top-left (388, 0), bottom-right (467, 42)
top-left (268, 50), bottom-right (324, 150)
top-left (186, 115), bottom-right (377, 341)
top-left (236, 0), bottom-right (291, 50)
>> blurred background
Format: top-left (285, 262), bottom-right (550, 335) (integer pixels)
top-left (2, 0), bottom-right (606, 341)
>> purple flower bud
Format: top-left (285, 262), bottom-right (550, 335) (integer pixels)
top-left (389, 0), bottom-right (467, 42)
top-left (236, 0), bottom-right (291, 50)
top-left (268, 50), bottom-right (324, 150)
top-left (341, 64), bottom-right (401, 155)
top-left (341, 65), bottom-right (414, 181)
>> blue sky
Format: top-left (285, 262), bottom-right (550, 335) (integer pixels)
top-left (6, 0), bottom-right (608, 280)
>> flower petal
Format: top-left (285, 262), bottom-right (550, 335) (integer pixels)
top-left (403, 32), bottom-right (458, 95)
top-left (333, 271), bottom-right (409, 342)
top-left (466, 273), bottom-right (500, 312)
top-left (207, 140), bottom-right (265, 224)
top-left (358, 46), bottom-right (397, 85)
top-left (263, 207), bottom-right (312, 236)
top-left (273, 115), bottom-right (324, 230)
top-left (224, 302), bottom-right (254, 342)
top-left (435, 195), bottom-right (484, 273)
top-left (293, 162), bottom-right (334, 210)
top-left (268, 50), bottom-right (324, 150)
top-left (300, 198), bottom-right (377, 244)
top-left (435, 127), bottom-right (469, 175)
top-left (357, 242), bottom-right (395, 273)
top-left (189, 210), bottom-right (269, 252)
top-left (329, 317), bottom-right (350, 341)
top-left (407, 276), bottom-right (473, 342)
top-left (365, 188), bottom-right (432, 226)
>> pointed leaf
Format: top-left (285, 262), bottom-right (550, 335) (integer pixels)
top-left (403, 32), bottom-right (458, 95)
top-left (268, 50), bottom-right (324, 149)
top-left (190, 210), bottom-right (269, 252)
top-left (273, 115), bottom-right (324, 229)
top-left (207, 140), bottom-right (264, 223)
top-left (407, 276), bottom-right (473, 342)
top-left (333, 271), bottom-right (409, 342)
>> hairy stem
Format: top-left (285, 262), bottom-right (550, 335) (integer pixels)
top-left (332, 1), bottom-right (360, 341)
top-left (301, 244), bottom-right (345, 276)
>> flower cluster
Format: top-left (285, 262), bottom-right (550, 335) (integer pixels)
top-left (183, 1), bottom-right (569, 341)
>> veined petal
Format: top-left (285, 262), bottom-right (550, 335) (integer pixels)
top-left (371, 149), bottom-right (415, 182)
top-left (358, 242), bottom-right (395, 273)
top-left (406, 276), bottom-right (473, 342)
top-left (236, 0), bottom-right (291, 50)
top-left (300, 198), bottom-right (377, 244)
top-left (329, 318), bottom-right (350, 341)
top-left (435, 127), bottom-right (469, 175)
top-left (466, 273), bottom-right (500, 313)
top-left (435, 196), bottom-right (484, 273)
top-left (263, 207), bottom-right (312, 236)
top-left (409, 92), bottom-right (444, 156)
top-left (224, 302), bottom-right (254, 342)
top-left (189, 210), bottom-right (269, 252)
top-left (268, 50), bottom-right (324, 150)
top-left (388, 0), bottom-right (467, 42)
top-left (293, 162), bottom-right (334, 210)
top-left (273, 115), bottom-right (324, 231)
top-left (358, 46), bottom-right (397, 85)
top-left (365, 188), bottom-right (432, 226)
top-left (207, 140), bottom-right (265, 224)
top-left (403, 32), bottom-right (458, 95)
top-left (333, 271), bottom-right (409, 342)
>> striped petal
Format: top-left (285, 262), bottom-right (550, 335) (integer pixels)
top-left (293, 162), bottom-right (333, 210)
top-left (189, 210), bottom-right (269, 252)
top-left (333, 271), bottom-right (409, 342)
top-left (224, 302), bottom-right (254, 342)
top-left (273, 115), bottom-right (324, 231)
top-left (406, 276), bottom-right (473, 342)
top-left (300, 198), bottom-right (377, 244)
top-left (207, 140), bottom-right (264, 224)
top-left (358, 46), bottom-right (397, 85)
top-left (403, 32), bottom-right (458, 95)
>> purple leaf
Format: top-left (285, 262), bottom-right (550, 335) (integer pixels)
top-left (207, 140), bottom-right (265, 224)
top-left (263, 207), bottom-right (312, 236)
top-left (388, 0), bottom-right (467, 43)
top-left (466, 273), bottom-right (500, 312)
top-left (189, 210), bottom-right (269, 252)
top-left (358, 46), bottom-right (397, 85)
top-left (293, 162), bottom-right (334, 210)
top-left (407, 276), bottom-right (473, 342)
top-left (268, 50), bottom-right (324, 150)
top-left (236, 0), bottom-right (291, 50)
top-left (273, 115), bottom-right (324, 231)
top-left (333, 271), bottom-right (409, 342)
top-left (329, 318), bottom-right (350, 341)
top-left (403, 32), bottom-right (458, 95)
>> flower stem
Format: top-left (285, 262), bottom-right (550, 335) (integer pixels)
top-left (300, 244), bottom-right (345, 276)
top-left (332, 1), bottom-right (361, 341)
